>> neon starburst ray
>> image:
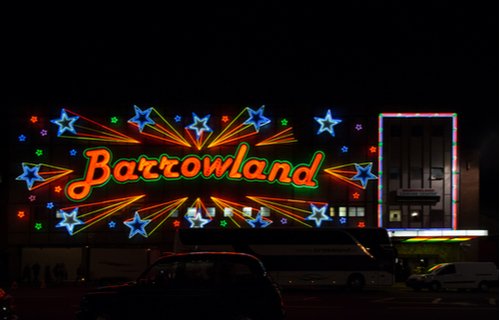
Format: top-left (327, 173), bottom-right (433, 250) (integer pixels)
top-left (19, 162), bottom-right (73, 191)
top-left (207, 108), bottom-right (258, 149)
top-left (324, 162), bottom-right (377, 189)
top-left (255, 127), bottom-right (297, 146)
top-left (137, 197), bottom-right (189, 235)
top-left (246, 196), bottom-right (326, 227)
top-left (211, 196), bottom-right (257, 228)
top-left (63, 195), bottom-right (145, 235)
top-left (60, 109), bottom-right (140, 144)
top-left (130, 108), bottom-right (192, 147)
top-left (185, 128), bottom-right (214, 150)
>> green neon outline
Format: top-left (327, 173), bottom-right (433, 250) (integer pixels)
top-left (66, 143), bottom-right (326, 202)
top-left (65, 146), bottom-right (114, 202)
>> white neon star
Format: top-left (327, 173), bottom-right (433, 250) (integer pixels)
top-left (51, 109), bottom-right (79, 136)
top-left (56, 208), bottom-right (84, 235)
top-left (186, 113), bottom-right (212, 138)
top-left (314, 109), bottom-right (342, 137)
top-left (306, 204), bottom-right (332, 227)
top-left (185, 212), bottom-right (211, 228)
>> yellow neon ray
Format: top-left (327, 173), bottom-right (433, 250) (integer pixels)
top-left (60, 109), bottom-right (140, 144)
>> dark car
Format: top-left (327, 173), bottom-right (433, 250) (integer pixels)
top-left (77, 251), bottom-right (286, 320)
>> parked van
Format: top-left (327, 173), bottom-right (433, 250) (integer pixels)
top-left (406, 262), bottom-right (499, 292)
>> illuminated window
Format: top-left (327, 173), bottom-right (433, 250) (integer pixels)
top-left (389, 209), bottom-right (401, 222)
top-left (186, 208), bottom-right (197, 217)
top-left (206, 207), bottom-right (216, 217)
top-left (242, 207), bottom-right (252, 217)
top-left (338, 207), bottom-right (347, 217)
top-left (223, 207), bottom-right (233, 217)
top-left (356, 207), bottom-right (365, 217)
top-left (260, 207), bottom-right (270, 217)
top-left (348, 207), bottom-right (356, 217)
top-left (349, 207), bottom-right (365, 217)
top-left (329, 207), bottom-right (335, 217)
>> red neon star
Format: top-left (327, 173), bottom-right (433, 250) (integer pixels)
top-left (352, 192), bottom-right (360, 199)
top-left (221, 115), bottom-right (229, 123)
top-left (17, 211), bottom-right (25, 218)
top-left (173, 220), bottom-right (181, 227)
top-left (54, 186), bottom-right (62, 193)
top-left (369, 146), bottom-right (377, 153)
top-left (357, 221), bottom-right (366, 228)
top-left (30, 116), bottom-right (38, 124)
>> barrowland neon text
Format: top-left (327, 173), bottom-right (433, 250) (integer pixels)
top-left (66, 142), bottom-right (325, 201)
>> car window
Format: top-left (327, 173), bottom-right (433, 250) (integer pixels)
top-left (183, 259), bottom-right (216, 286)
top-left (437, 264), bottom-right (456, 275)
top-left (141, 261), bottom-right (179, 286)
top-left (219, 260), bottom-right (259, 285)
top-left (142, 258), bottom-right (217, 288)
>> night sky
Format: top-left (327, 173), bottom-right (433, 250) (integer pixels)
top-left (3, 3), bottom-right (498, 215)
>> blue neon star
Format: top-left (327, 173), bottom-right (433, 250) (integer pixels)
top-left (51, 109), bottom-right (79, 136)
top-left (351, 163), bottom-right (377, 188)
top-left (46, 202), bottom-right (54, 209)
top-left (124, 212), bottom-right (151, 238)
top-left (18, 134), bottom-right (26, 142)
top-left (341, 146), bottom-right (349, 153)
top-left (174, 115), bottom-right (182, 122)
top-left (16, 163), bottom-right (45, 190)
top-left (185, 212), bottom-right (211, 228)
top-left (108, 221), bottom-right (116, 229)
top-left (314, 109), bottom-right (342, 137)
top-left (56, 208), bottom-right (84, 235)
top-left (186, 113), bottom-right (212, 138)
top-left (128, 105), bottom-right (155, 132)
top-left (306, 204), bottom-right (332, 227)
top-left (339, 217), bottom-right (347, 224)
top-left (244, 105), bottom-right (271, 132)
top-left (246, 212), bottom-right (273, 228)
top-left (69, 149), bottom-right (78, 156)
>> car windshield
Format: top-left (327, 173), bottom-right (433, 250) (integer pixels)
top-left (426, 263), bottom-right (446, 274)
top-left (138, 255), bottom-right (263, 287)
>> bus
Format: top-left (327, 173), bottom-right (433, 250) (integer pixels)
top-left (175, 227), bottom-right (397, 290)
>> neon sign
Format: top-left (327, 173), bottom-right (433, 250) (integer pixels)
top-left (66, 143), bottom-right (325, 201)
top-left (14, 105), bottom-right (379, 237)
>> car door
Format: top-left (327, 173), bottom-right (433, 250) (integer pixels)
top-left (435, 264), bottom-right (458, 289)
top-left (127, 257), bottom-right (219, 319)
